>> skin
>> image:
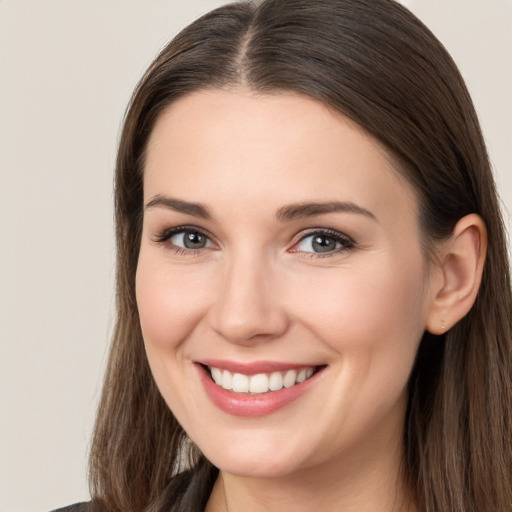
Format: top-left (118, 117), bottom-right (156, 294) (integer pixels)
top-left (136, 89), bottom-right (463, 511)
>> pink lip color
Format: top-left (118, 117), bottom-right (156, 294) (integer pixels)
top-left (197, 363), bottom-right (324, 417)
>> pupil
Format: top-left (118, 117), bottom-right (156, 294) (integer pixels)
top-left (312, 236), bottom-right (335, 253)
top-left (184, 232), bottom-right (206, 249)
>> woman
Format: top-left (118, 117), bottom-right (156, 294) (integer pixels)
top-left (56, 0), bottom-right (512, 511)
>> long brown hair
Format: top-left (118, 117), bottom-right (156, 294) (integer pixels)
top-left (89, 1), bottom-right (512, 511)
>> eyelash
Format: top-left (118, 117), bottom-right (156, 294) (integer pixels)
top-left (153, 226), bottom-right (355, 258)
top-left (292, 228), bottom-right (355, 258)
top-left (153, 225), bottom-right (214, 257)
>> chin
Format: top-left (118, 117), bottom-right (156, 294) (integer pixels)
top-left (211, 455), bottom-right (305, 479)
top-left (195, 431), bottom-right (311, 478)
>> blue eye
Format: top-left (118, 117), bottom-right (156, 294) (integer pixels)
top-left (295, 230), bottom-right (353, 254)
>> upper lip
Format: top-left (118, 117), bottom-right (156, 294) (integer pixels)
top-left (198, 359), bottom-right (323, 375)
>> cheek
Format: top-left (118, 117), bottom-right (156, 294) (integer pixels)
top-left (135, 254), bottom-right (213, 420)
top-left (287, 257), bottom-right (427, 440)
top-left (286, 254), bottom-right (427, 359)
top-left (135, 254), bottom-right (211, 352)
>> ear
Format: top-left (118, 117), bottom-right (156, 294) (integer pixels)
top-left (425, 214), bottom-right (487, 335)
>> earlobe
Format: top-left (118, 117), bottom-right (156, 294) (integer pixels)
top-left (425, 214), bottom-right (487, 335)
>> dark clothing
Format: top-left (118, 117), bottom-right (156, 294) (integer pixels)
top-left (51, 459), bottom-right (218, 512)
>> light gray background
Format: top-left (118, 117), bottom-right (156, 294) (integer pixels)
top-left (0, 2), bottom-right (510, 511)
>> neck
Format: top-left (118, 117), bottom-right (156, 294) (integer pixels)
top-left (206, 427), bottom-right (416, 512)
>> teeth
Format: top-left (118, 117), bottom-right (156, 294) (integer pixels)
top-left (296, 369), bottom-right (307, 383)
top-left (249, 373), bottom-right (268, 393)
top-left (207, 365), bottom-right (317, 394)
top-left (268, 371), bottom-right (283, 391)
top-left (283, 370), bottom-right (297, 388)
top-left (221, 370), bottom-right (232, 390)
top-left (211, 367), bottom-right (223, 385)
top-left (232, 373), bottom-right (249, 393)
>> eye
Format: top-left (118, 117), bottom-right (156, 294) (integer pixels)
top-left (293, 230), bottom-right (354, 255)
top-left (170, 230), bottom-right (213, 249)
top-left (154, 226), bottom-right (215, 252)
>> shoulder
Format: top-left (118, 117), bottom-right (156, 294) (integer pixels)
top-left (50, 503), bottom-right (93, 512)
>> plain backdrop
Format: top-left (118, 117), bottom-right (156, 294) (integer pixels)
top-left (0, 1), bottom-right (510, 511)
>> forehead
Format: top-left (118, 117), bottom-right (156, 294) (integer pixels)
top-left (143, 89), bottom-right (418, 224)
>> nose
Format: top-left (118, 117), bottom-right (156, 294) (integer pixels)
top-left (209, 251), bottom-right (289, 345)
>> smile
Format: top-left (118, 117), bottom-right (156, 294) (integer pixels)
top-left (197, 362), bottom-right (326, 417)
top-left (207, 365), bottom-right (316, 394)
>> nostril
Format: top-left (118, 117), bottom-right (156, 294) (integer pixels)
top-left (208, 269), bottom-right (290, 343)
top-left (211, 311), bottom-right (290, 345)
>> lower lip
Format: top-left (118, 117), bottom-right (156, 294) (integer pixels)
top-left (197, 365), bottom-right (324, 417)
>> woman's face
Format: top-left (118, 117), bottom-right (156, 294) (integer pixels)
top-left (136, 89), bottom-right (436, 478)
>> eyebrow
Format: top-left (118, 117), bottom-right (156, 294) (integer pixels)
top-left (275, 201), bottom-right (377, 222)
top-left (144, 195), bottom-right (376, 223)
top-left (144, 195), bottom-right (212, 219)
